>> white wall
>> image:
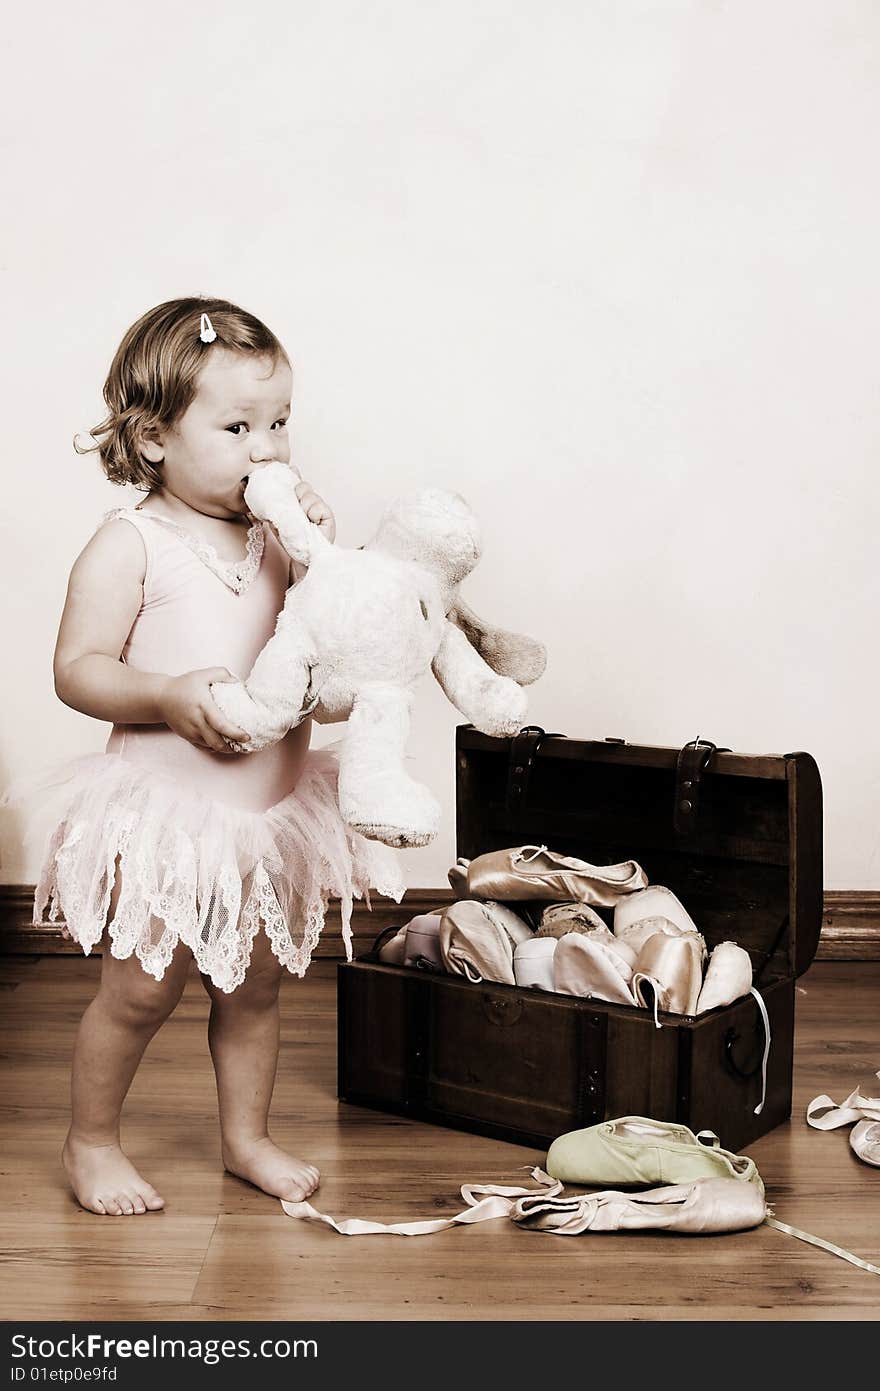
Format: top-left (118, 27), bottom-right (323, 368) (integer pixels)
top-left (2, 0), bottom-right (878, 889)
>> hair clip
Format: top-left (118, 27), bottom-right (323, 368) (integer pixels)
top-left (199, 312), bottom-right (217, 344)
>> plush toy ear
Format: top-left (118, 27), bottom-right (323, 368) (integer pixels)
top-left (448, 599), bottom-right (546, 686)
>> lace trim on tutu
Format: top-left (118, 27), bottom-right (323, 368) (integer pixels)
top-left (28, 750), bottom-right (405, 992)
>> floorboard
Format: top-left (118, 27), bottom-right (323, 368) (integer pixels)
top-left (1, 957), bottom-right (878, 1321)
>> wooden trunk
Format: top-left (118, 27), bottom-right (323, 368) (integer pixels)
top-left (337, 726), bottom-right (823, 1153)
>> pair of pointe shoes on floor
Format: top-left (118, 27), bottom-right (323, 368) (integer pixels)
top-left (281, 1117), bottom-right (768, 1238)
top-left (284, 1169), bottom-right (768, 1239)
top-left (807, 1072), bottom-right (880, 1168)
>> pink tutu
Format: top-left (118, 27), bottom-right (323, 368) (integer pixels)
top-left (25, 749), bottom-right (405, 992)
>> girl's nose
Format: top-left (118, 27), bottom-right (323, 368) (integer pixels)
top-left (249, 433), bottom-right (276, 464)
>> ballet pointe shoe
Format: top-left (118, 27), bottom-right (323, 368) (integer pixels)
top-left (537, 911), bottom-right (638, 967)
top-left (402, 913), bottom-right (445, 971)
top-left (447, 858), bottom-right (471, 898)
top-left (511, 1177), bottom-right (767, 1236)
top-left (376, 925), bottom-right (408, 964)
top-left (439, 900), bottom-right (533, 985)
top-left (616, 915), bottom-right (696, 957)
top-left (807, 1071), bottom-right (880, 1167)
top-left (553, 932), bottom-right (637, 1005)
top-left (464, 844), bottom-right (647, 907)
top-left (514, 936), bottom-right (558, 990)
top-left (545, 1116), bottom-right (763, 1190)
top-left (614, 885), bottom-right (700, 939)
top-left (537, 901), bottom-right (608, 937)
top-left (632, 930), bottom-right (706, 1018)
top-left (586, 923), bottom-right (639, 969)
top-left (850, 1121), bottom-right (880, 1167)
top-left (696, 941), bottom-right (753, 1013)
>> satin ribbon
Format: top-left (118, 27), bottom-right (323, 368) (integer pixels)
top-left (280, 1167), bottom-right (878, 1274)
top-left (806, 1072), bottom-right (880, 1130)
top-left (281, 1167), bottom-right (561, 1236)
top-left (749, 987), bottom-right (771, 1116)
top-left (515, 845), bottom-right (549, 865)
top-left (764, 1216), bottom-right (880, 1276)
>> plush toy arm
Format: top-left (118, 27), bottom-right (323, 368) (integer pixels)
top-left (432, 620), bottom-right (528, 737)
top-left (210, 608), bottom-right (318, 753)
top-left (244, 462), bottom-right (331, 570)
top-left (447, 598), bottom-right (546, 686)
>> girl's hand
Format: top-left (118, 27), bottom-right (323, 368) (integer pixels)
top-left (295, 478), bottom-right (336, 543)
top-left (159, 669), bottom-right (250, 753)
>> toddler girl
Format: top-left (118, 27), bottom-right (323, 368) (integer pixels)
top-left (31, 297), bottom-right (403, 1216)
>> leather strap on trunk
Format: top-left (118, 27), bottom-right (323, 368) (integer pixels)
top-left (673, 736), bottom-right (727, 836)
top-left (506, 725), bottom-right (564, 833)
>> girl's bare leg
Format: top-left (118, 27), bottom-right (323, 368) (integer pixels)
top-left (202, 928), bottom-right (319, 1203)
top-left (62, 897), bottom-right (193, 1215)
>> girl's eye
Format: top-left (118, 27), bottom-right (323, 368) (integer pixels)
top-left (226, 423), bottom-right (248, 436)
top-left (272, 418), bottom-right (289, 431)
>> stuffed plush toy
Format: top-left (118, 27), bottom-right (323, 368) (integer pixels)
top-left (210, 462), bottom-right (546, 848)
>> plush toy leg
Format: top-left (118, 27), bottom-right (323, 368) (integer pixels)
top-left (210, 612), bottom-right (316, 753)
top-left (432, 621), bottom-right (528, 736)
top-left (339, 684), bottom-right (441, 849)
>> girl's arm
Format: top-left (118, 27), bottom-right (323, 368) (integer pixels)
top-left (55, 520), bottom-right (165, 723)
top-left (54, 520), bottom-right (248, 752)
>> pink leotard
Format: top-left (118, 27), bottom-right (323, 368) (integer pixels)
top-left (105, 506), bottom-right (310, 811)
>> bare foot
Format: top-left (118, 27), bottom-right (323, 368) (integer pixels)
top-left (62, 1133), bottom-right (165, 1216)
top-left (222, 1136), bottom-right (319, 1202)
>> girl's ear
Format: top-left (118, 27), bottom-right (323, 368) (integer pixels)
top-left (139, 431), bottom-right (164, 464)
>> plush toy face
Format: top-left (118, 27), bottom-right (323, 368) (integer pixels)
top-left (369, 489), bottom-right (482, 587)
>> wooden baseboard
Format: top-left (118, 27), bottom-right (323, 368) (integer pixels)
top-left (0, 885), bottom-right (451, 959)
top-left (820, 891), bottom-right (880, 961)
top-left (2, 886), bottom-right (879, 961)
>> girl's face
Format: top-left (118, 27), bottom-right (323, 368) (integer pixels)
top-left (144, 349), bottom-right (293, 518)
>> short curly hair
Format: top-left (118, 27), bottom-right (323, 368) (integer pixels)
top-left (78, 296), bottom-right (289, 490)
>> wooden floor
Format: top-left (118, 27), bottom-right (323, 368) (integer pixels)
top-left (1, 954), bottom-right (878, 1322)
